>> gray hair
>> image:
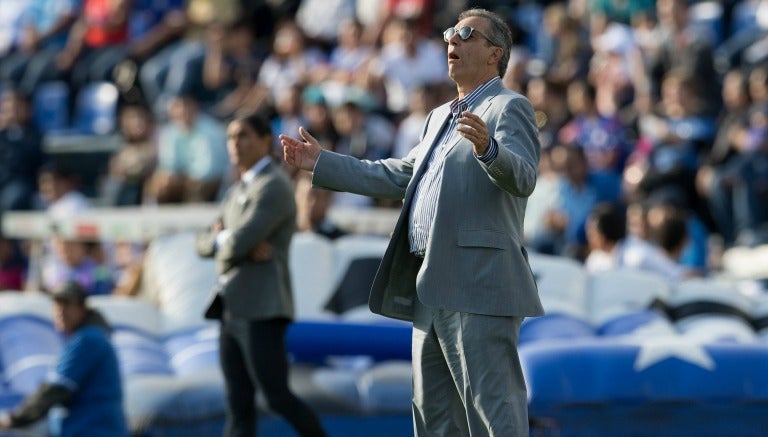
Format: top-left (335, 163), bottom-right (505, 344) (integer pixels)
top-left (458, 8), bottom-right (512, 77)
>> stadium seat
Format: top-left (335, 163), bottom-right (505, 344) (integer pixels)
top-left (526, 252), bottom-right (589, 319)
top-left (289, 232), bottom-right (336, 320)
top-left (32, 81), bottom-right (70, 133)
top-left (596, 309), bottom-right (677, 338)
top-left (669, 279), bottom-right (757, 342)
top-left (72, 81), bottom-right (119, 135)
top-left (357, 361), bottom-right (412, 414)
top-left (587, 268), bottom-right (671, 326)
top-left (0, 315), bottom-right (61, 395)
top-left (519, 313), bottom-right (595, 345)
top-left (164, 325), bottom-right (220, 376)
top-left (324, 235), bottom-right (389, 318)
top-left (140, 231), bottom-right (219, 333)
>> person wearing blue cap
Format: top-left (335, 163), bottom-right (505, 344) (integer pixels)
top-left (0, 280), bottom-right (127, 437)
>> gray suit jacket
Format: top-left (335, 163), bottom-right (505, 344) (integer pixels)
top-left (196, 161), bottom-right (297, 320)
top-left (313, 80), bottom-right (544, 321)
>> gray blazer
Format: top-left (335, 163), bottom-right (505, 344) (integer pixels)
top-left (313, 80), bottom-right (544, 321)
top-left (196, 161), bottom-right (297, 320)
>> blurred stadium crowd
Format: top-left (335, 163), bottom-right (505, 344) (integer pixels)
top-left (2, 0), bottom-right (768, 297)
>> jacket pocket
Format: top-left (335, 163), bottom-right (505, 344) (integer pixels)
top-left (457, 229), bottom-right (508, 250)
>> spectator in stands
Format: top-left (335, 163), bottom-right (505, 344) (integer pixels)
top-left (539, 3), bottom-right (591, 88)
top-left (525, 75), bottom-right (569, 150)
top-left (102, 101), bottom-right (157, 206)
top-left (203, 18), bottom-right (266, 120)
top-left (559, 79), bottom-right (626, 203)
top-left (0, 0), bottom-right (30, 58)
top-left (367, 16), bottom-right (447, 115)
top-left (646, 201), bottom-right (696, 278)
top-left (311, 17), bottom-right (374, 87)
top-left (0, 280), bottom-right (128, 436)
top-left (528, 144), bottom-right (599, 260)
top-left (294, 172), bottom-right (345, 240)
top-left (294, 0), bottom-right (356, 51)
top-left (255, 20), bottom-right (326, 111)
top-left (524, 146), bottom-right (563, 247)
top-left (54, 0), bottom-right (131, 95)
top-left (588, 12), bottom-right (646, 115)
top-left (0, 0), bottom-right (80, 96)
top-left (647, 0), bottom-right (720, 115)
top-left (109, 240), bottom-right (145, 296)
top-left (632, 68), bottom-right (716, 208)
top-left (700, 64), bottom-right (768, 246)
top-left (41, 235), bottom-right (115, 295)
top-left (694, 68), bottom-right (747, 241)
top-left (585, 201), bottom-right (694, 282)
top-left (28, 162), bottom-right (102, 294)
top-left (270, 84), bottom-right (306, 159)
top-left (0, 234), bottom-right (26, 290)
top-left (196, 114), bottom-right (326, 437)
top-left (35, 162), bottom-right (89, 218)
top-left (328, 96), bottom-right (395, 208)
top-left (392, 84), bottom-right (434, 159)
top-left (144, 93), bottom-right (229, 204)
top-left (137, 0), bottom-right (243, 117)
top-left (584, 202), bottom-right (628, 273)
top-left (646, 191), bottom-right (710, 275)
top-left (299, 86), bottom-right (338, 152)
top-left (0, 88), bottom-right (46, 214)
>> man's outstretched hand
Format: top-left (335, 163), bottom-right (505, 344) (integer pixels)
top-left (279, 127), bottom-right (323, 172)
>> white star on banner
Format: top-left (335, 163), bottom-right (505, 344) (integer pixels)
top-left (627, 334), bottom-right (716, 372)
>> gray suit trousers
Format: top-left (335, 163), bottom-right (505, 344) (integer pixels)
top-left (411, 298), bottom-right (527, 436)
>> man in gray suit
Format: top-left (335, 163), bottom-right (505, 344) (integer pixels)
top-left (196, 114), bottom-right (326, 437)
top-left (281, 8), bottom-right (543, 436)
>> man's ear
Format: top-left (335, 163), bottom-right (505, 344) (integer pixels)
top-left (488, 47), bottom-right (502, 66)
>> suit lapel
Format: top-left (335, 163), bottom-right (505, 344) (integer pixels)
top-left (444, 86), bottom-right (500, 156)
top-left (403, 106), bottom-right (452, 202)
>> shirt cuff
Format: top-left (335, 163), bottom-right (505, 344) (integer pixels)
top-left (215, 229), bottom-right (232, 250)
top-left (475, 138), bottom-right (499, 164)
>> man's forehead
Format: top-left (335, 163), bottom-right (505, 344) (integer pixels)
top-left (456, 16), bottom-right (487, 29)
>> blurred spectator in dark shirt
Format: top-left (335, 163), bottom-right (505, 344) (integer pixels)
top-left (138, 0), bottom-right (244, 117)
top-left (101, 101), bottom-right (157, 206)
top-left (205, 18), bottom-right (267, 120)
top-left (647, 0), bottom-right (720, 115)
top-left (631, 68), bottom-right (716, 208)
top-left (0, 88), bottom-right (46, 214)
top-left (699, 64), bottom-right (768, 246)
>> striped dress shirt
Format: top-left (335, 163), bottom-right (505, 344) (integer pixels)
top-left (408, 77), bottom-right (501, 256)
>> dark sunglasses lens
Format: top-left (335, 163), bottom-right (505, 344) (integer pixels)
top-left (444, 27), bottom-right (473, 42)
top-left (458, 26), bottom-right (472, 40)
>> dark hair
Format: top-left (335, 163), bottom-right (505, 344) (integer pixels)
top-left (649, 206), bottom-right (688, 254)
top-left (590, 203), bottom-right (627, 243)
top-left (458, 8), bottom-right (513, 77)
top-left (232, 113), bottom-right (272, 137)
top-left (51, 280), bottom-right (88, 305)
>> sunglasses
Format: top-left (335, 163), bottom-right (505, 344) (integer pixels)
top-left (443, 26), bottom-right (499, 47)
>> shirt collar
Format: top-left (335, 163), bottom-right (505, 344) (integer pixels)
top-left (450, 76), bottom-right (500, 117)
top-left (241, 156), bottom-right (272, 185)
